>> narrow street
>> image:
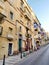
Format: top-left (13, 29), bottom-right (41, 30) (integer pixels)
top-left (14, 44), bottom-right (49, 65)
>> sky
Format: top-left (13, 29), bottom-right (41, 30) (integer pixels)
top-left (27, 0), bottom-right (49, 32)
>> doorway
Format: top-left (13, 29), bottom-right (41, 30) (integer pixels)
top-left (8, 43), bottom-right (12, 56)
top-left (19, 39), bottom-right (22, 52)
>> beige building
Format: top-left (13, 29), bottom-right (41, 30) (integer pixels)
top-left (0, 0), bottom-right (44, 59)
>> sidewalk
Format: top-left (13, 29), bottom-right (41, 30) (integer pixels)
top-left (0, 44), bottom-right (48, 65)
top-left (0, 54), bottom-right (20, 65)
top-left (0, 51), bottom-right (30, 65)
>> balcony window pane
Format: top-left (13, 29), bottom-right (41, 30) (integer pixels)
top-left (10, 11), bottom-right (13, 20)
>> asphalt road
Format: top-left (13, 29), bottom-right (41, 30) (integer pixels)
top-left (14, 44), bottom-right (49, 65)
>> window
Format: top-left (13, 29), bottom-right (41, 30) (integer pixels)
top-left (10, 11), bottom-right (13, 20)
top-left (34, 22), bottom-right (38, 28)
top-left (9, 27), bottom-right (13, 34)
top-left (27, 22), bottom-right (29, 25)
top-left (4, 0), bottom-right (7, 2)
top-left (9, 27), bottom-right (13, 31)
top-left (20, 20), bottom-right (23, 23)
top-left (35, 29), bottom-right (38, 31)
top-left (19, 26), bottom-right (22, 32)
top-left (0, 26), bottom-right (3, 35)
top-left (21, 1), bottom-right (23, 7)
top-left (0, 0), bottom-right (7, 2)
top-left (38, 32), bottom-right (41, 34)
top-left (20, 0), bottom-right (24, 11)
top-left (21, 0), bottom-right (24, 5)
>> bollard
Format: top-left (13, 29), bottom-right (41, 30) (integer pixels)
top-left (3, 55), bottom-right (5, 65)
top-left (20, 51), bottom-right (22, 59)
